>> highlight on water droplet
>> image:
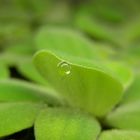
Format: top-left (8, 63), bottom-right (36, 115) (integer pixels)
top-left (57, 61), bottom-right (71, 76)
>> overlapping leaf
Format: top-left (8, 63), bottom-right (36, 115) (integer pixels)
top-left (0, 102), bottom-right (44, 137)
top-left (105, 101), bottom-right (140, 131)
top-left (0, 79), bottom-right (62, 106)
top-left (121, 73), bottom-right (140, 104)
top-left (17, 58), bottom-right (50, 86)
top-left (34, 50), bottom-right (123, 117)
top-left (35, 27), bottom-right (99, 60)
top-left (35, 27), bottom-right (133, 88)
top-left (35, 108), bottom-right (101, 140)
top-left (105, 72), bottom-right (140, 131)
top-left (99, 130), bottom-right (140, 140)
top-left (33, 27), bottom-right (136, 117)
top-left (104, 61), bottom-right (133, 89)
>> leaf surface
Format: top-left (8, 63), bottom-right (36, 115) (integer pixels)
top-left (121, 73), bottom-right (140, 105)
top-left (35, 27), bottom-right (132, 88)
top-left (0, 102), bottom-right (44, 137)
top-left (17, 58), bottom-right (49, 86)
top-left (34, 27), bottom-right (138, 117)
top-left (35, 108), bottom-right (101, 140)
top-left (35, 26), bottom-right (99, 60)
top-left (0, 79), bottom-right (62, 106)
top-left (99, 130), bottom-right (140, 140)
top-left (34, 50), bottom-right (122, 117)
top-left (106, 101), bottom-right (140, 131)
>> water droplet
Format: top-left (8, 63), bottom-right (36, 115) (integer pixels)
top-left (58, 61), bottom-right (71, 75)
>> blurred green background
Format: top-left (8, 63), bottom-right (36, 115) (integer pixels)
top-left (0, 0), bottom-right (140, 80)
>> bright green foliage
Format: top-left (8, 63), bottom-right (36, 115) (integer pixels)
top-left (0, 79), bottom-right (62, 106)
top-left (34, 50), bottom-right (122, 117)
top-left (17, 59), bottom-right (50, 86)
top-left (35, 27), bottom-right (99, 60)
top-left (99, 130), bottom-right (140, 140)
top-left (106, 101), bottom-right (140, 131)
top-left (0, 62), bottom-right (9, 79)
top-left (121, 73), bottom-right (140, 104)
top-left (35, 27), bottom-right (133, 89)
top-left (104, 61), bottom-right (133, 89)
top-left (0, 102), bottom-right (44, 137)
top-left (35, 108), bottom-right (101, 140)
top-left (34, 28), bottom-right (134, 117)
top-left (0, 0), bottom-right (140, 139)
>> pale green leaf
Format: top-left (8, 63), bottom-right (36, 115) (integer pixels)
top-left (35, 26), bottom-right (99, 60)
top-left (121, 73), bottom-right (140, 105)
top-left (104, 61), bottom-right (134, 89)
top-left (35, 108), bottom-right (101, 140)
top-left (0, 102), bottom-right (44, 137)
top-left (0, 79), bottom-right (63, 106)
top-left (35, 27), bottom-right (131, 88)
top-left (17, 58), bottom-right (50, 86)
top-left (34, 50), bottom-right (122, 117)
top-left (99, 130), bottom-right (140, 140)
top-left (105, 101), bottom-right (140, 131)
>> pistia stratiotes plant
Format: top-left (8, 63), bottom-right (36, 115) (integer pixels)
top-left (0, 0), bottom-right (140, 139)
top-left (1, 26), bottom-right (140, 140)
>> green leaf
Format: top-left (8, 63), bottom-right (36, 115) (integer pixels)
top-left (105, 101), bottom-right (140, 131)
top-left (74, 14), bottom-right (114, 42)
top-left (35, 108), bottom-right (101, 140)
top-left (0, 62), bottom-right (9, 79)
top-left (34, 50), bottom-right (122, 117)
top-left (0, 102), bottom-right (44, 137)
top-left (0, 79), bottom-right (63, 106)
top-left (99, 130), bottom-right (140, 140)
top-left (121, 73), bottom-right (140, 105)
top-left (17, 58), bottom-right (50, 86)
top-left (35, 27), bottom-right (130, 88)
top-left (104, 61), bottom-right (134, 89)
top-left (35, 26), bottom-right (99, 60)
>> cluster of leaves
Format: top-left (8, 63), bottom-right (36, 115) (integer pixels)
top-left (0, 0), bottom-right (140, 140)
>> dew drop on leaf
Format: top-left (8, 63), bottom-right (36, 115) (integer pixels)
top-left (57, 61), bottom-right (71, 76)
